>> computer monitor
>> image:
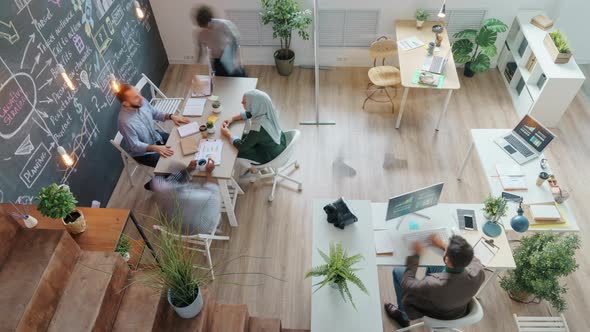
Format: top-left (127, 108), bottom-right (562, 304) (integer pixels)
top-left (514, 115), bottom-right (555, 153)
top-left (386, 182), bottom-right (444, 221)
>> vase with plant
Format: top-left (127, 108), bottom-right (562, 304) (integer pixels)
top-left (115, 235), bottom-right (132, 262)
top-left (260, 0), bottom-right (312, 76)
top-left (206, 120), bottom-right (215, 134)
top-left (544, 30), bottom-right (572, 64)
top-left (35, 183), bottom-right (86, 234)
top-left (415, 9), bottom-right (429, 29)
top-left (481, 195), bottom-right (507, 238)
top-left (305, 242), bottom-right (368, 310)
top-left (500, 233), bottom-right (580, 312)
top-left (211, 100), bottom-right (222, 114)
top-left (452, 18), bottom-right (508, 77)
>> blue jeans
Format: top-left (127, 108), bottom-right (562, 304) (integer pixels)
top-left (392, 266), bottom-right (445, 321)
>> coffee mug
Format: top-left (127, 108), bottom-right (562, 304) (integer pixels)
top-left (197, 158), bottom-right (207, 172)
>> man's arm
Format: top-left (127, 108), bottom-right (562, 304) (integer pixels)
top-left (121, 125), bottom-right (149, 156)
top-left (400, 242), bottom-right (431, 295)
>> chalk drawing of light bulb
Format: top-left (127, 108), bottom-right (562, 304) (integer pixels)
top-left (80, 70), bottom-right (91, 89)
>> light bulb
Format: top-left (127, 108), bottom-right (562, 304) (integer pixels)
top-left (57, 64), bottom-right (76, 90)
top-left (57, 146), bottom-right (74, 167)
top-left (134, 1), bottom-right (145, 19)
top-left (109, 74), bottom-right (120, 92)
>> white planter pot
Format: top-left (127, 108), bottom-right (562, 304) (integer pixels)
top-left (23, 215), bottom-right (38, 228)
top-left (207, 126), bottom-right (216, 134)
top-left (122, 252), bottom-right (130, 262)
top-left (212, 106), bottom-right (222, 114)
top-left (417, 20), bottom-right (425, 28)
top-left (168, 288), bottom-right (203, 319)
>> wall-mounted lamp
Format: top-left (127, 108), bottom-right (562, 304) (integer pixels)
top-left (133, 1), bottom-right (145, 20)
top-left (109, 74), bottom-right (120, 93)
top-left (57, 146), bottom-right (74, 167)
top-left (438, 1), bottom-right (447, 19)
top-left (56, 64), bottom-right (75, 90)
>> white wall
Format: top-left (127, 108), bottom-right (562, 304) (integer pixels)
top-left (554, 0), bottom-right (590, 64)
top-left (151, 0), bottom-right (559, 67)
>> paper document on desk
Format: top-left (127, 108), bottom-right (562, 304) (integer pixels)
top-left (374, 230), bottom-right (395, 255)
top-left (177, 122), bottom-right (199, 138)
top-left (496, 164), bottom-right (524, 177)
top-left (473, 238), bottom-right (499, 266)
top-left (192, 75), bottom-right (211, 97)
top-left (499, 175), bottom-right (527, 190)
top-left (183, 98), bottom-right (206, 116)
top-left (397, 36), bottom-right (425, 50)
top-left (196, 139), bottom-right (223, 165)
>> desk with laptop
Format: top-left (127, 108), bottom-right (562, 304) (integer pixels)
top-left (457, 115), bottom-right (579, 232)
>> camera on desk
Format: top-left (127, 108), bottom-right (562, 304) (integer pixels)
top-left (323, 197), bottom-right (358, 230)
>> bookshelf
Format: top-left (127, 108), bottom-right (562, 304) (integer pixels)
top-left (497, 11), bottom-right (585, 127)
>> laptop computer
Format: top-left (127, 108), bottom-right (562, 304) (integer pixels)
top-left (494, 115), bottom-right (555, 165)
top-left (422, 48), bottom-right (451, 74)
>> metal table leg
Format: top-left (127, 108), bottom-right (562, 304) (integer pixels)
top-left (395, 87), bottom-right (409, 129)
top-left (457, 140), bottom-right (474, 180)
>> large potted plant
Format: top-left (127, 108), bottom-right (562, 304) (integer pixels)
top-left (500, 233), bottom-right (580, 312)
top-left (35, 183), bottom-right (86, 234)
top-left (305, 241), bottom-right (368, 310)
top-left (452, 18), bottom-right (508, 77)
top-left (260, 0), bottom-right (312, 76)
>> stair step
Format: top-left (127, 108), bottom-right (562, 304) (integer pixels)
top-left (249, 316), bottom-right (282, 332)
top-left (210, 303), bottom-right (249, 332)
top-left (0, 229), bottom-right (81, 331)
top-left (47, 251), bottom-right (129, 332)
top-left (0, 209), bottom-right (22, 267)
top-left (153, 288), bottom-right (214, 332)
top-left (281, 329), bottom-right (310, 332)
top-left (112, 272), bottom-right (161, 332)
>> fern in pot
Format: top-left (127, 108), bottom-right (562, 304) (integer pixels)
top-left (305, 241), bottom-right (368, 310)
top-left (500, 233), bottom-right (580, 312)
top-left (35, 183), bottom-right (86, 234)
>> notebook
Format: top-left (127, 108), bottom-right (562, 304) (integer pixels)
top-left (180, 136), bottom-right (199, 155)
top-left (177, 122), bottom-right (199, 138)
top-left (530, 204), bottom-right (561, 221)
top-left (374, 230), bottom-right (394, 255)
top-left (496, 164), bottom-right (527, 190)
top-left (496, 164), bottom-right (524, 177)
top-left (183, 98), bottom-right (206, 116)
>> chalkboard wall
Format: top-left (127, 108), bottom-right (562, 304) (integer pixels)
top-left (0, 0), bottom-right (168, 206)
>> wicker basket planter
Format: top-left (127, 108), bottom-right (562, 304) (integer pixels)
top-left (544, 34), bottom-right (572, 64)
top-left (62, 209), bottom-right (86, 234)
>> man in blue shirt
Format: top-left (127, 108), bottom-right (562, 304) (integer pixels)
top-left (116, 84), bottom-right (189, 167)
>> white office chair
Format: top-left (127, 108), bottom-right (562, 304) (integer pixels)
top-left (110, 131), bottom-right (146, 187)
top-left (514, 314), bottom-right (570, 332)
top-left (153, 224), bottom-right (229, 280)
top-left (251, 129), bottom-right (302, 202)
top-left (135, 73), bottom-right (183, 132)
top-left (397, 298), bottom-right (484, 332)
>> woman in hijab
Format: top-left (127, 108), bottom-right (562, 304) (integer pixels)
top-left (221, 89), bottom-right (286, 177)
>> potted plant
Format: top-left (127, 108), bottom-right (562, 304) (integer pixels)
top-left (482, 195), bottom-right (508, 221)
top-left (452, 18), bottom-right (508, 77)
top-left (500, 233), bottom-right (580, 312)
top-left (206, 120), bottom-right (215, 134)
top-left (211, 100), bottom-right (222, 114)
top-left (115, 235), bottom-right (132, 262)
top-left (415, 9), bottom-right (429, 29)
top-left (544, 30), bottom-right (572, 64)
top-left (305, 242), bottom-right (368, 310)
top-left (260, 0), bottom-right (312, 76)
top-left (35, 183), bottom-right (86, 234)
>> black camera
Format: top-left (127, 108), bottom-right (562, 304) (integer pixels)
top-left (323, 197), bottom-right (358, 230)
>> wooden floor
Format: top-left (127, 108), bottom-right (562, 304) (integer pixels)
top-left (108, 65), bottom-right (590, 331)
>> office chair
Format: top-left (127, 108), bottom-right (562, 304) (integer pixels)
top-left (396, 298), bottom-right (484, 332)
top-left (363, 36), bottom-right (401, 113)
top-left (514, 313), bottom-right (570, 332)
top-left (251, 129), bottom-right (302, 202)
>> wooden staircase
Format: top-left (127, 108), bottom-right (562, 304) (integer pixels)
top-left (0, 210), bottom-right (308, 332)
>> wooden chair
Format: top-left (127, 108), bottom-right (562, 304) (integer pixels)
top-left (514, 314), bottom-right (570, 332)
top-left (363, 36), bottom-right (402, 113)
top-left (153, 223), bottom-right (229, 280)
top-left (135, 73), bottom-right (183, 132)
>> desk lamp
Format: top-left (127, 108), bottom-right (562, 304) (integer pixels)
top-left (510, 199), bottom-right (530, 233)
top-left (482, 199), bottom-right (506, 238)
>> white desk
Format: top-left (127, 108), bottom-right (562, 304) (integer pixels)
top-left (312, 200), bottom-right (383, 332)
top-left (372, 202), bottom-right (515, 296)
top-left (457, 129), bottom-right (579, 232)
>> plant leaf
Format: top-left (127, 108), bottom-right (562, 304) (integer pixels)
top-left (480, 45), bottom-right (497, 58)
top-left (483, 18), bottom-right (508, 33)
top-left (476, 28), bottom-right (497, 48)
top-left (453, 29), bottom-right (477, 40)
top-left (452, 39), bottom-right (474, 64)
top-left (471, 53), bottom-right (491, 72)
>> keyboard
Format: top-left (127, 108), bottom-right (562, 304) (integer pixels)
top-left (504, 135), bottom-right (534, 157)
top-left (403, 228), bottom-right (452, 249)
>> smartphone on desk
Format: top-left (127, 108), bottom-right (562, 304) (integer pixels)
top-left (464, 215), bottom-right (475, 230)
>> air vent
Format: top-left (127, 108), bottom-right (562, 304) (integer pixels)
top-left (225, 10), bottom-right (280, 47)
top-left (319, 9), bottom-right (380, 47)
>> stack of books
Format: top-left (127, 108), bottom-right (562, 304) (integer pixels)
top-left (531, 15), bottom-right (553, 30)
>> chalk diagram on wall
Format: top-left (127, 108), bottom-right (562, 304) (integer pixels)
top-left (0, 0), bottom-right (153, 203)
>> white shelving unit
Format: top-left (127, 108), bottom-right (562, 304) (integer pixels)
top-left (497, 10), bottom-right (585, 127)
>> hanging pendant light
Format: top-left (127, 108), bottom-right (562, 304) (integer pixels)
top-left (57, 64), bottom-right (76, 90)
top-left (133, 1), bottom-right (145, 20)
top-left (57, 146), bottom-right (74, 167)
